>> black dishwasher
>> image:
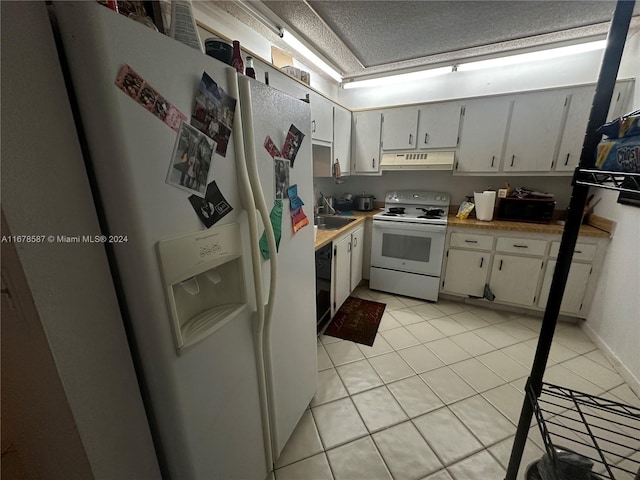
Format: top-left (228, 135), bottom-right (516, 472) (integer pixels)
top-left (315, 243), bottom-right (332, 332)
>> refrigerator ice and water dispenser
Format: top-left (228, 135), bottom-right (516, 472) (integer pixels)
top-left (157, 223), bottom-right (248, 352)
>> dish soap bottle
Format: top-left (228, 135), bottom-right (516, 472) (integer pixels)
top-left (245, 56), bottom-right (256, 79)
top-left (231, 40), bottom-right (244, 74)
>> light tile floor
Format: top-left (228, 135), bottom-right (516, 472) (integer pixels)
top-left (274, 285), bottom-right (640, 480)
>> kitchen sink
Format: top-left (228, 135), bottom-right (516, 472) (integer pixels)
top-left (314, 215), bottom-right (357, 230)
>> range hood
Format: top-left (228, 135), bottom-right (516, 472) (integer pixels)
top-left (380, 151), bottom-right (455, 171)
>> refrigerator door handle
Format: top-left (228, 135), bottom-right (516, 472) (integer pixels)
top-left (230, 71), bottom-right (274, 471)
top-left (238, 75), bottom-right (281, 456)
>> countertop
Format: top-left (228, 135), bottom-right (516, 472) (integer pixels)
top-left (314, 210), bottom-right (611, 251)
top-left (314, 210), bottom-right (380, 250)
top-left (448, 215), bottom-right (611, 238)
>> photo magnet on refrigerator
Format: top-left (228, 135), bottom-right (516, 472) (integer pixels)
top-left (264, 135), bottom-right (282, 158)
top-left (281, 124), bottom-right (304, 168)
top-left (190, 72), bottom-right (236, 158)
top-left (188, 181), bottom-right (233, 228)
top-left (114, 64), bottom-right (186, 132)
top-left (167, 122), bottom-right (216, 197)
top-left (274, 158), bottom-right (290, 199)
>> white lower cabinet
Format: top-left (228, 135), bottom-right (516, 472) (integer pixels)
top-left (441, 228), bottom-right (606, 317)
top-left (332, 225), bottom-right (365, 315)
top-left (538, 261), bottom-right (592, 315)
top-left (442, 249), bottom-right (490, 297)
top-left (333, 234), bottom-right (351, 314)
top-left (350, 226), bottom-right (364, 291)
top-left (490, 255), bottom-right (543, 306)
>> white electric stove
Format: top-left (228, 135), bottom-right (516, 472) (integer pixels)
top-left (370, 191), bottom-right (450, 301)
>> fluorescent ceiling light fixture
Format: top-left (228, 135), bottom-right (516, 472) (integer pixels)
top-left (281, 29), bottom-right (343, 82)
top-left (343, 66), bottom-right (452, 89)
top-left (457, 40), bottom-right (606, 71)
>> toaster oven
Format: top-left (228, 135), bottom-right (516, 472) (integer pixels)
top-left (495, 197), bottom-right (556, 223)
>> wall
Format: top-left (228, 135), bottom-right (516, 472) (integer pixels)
top-left (583, 29), bottom-right (640, 395)
top-left (316, 173), bottom-right (575, 209)
top-left (0, 2), bottom-right (161, 477)
top-left (340, 48), bottom-right (608, 110)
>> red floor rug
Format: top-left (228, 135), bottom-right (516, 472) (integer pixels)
top-left (323, 297), bottom-right (386, 346)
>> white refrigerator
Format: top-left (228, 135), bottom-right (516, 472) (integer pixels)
top-left (53, 3), bottom-right (317, 479)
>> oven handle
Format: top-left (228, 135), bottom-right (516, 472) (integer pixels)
top-left (373, 219), bottom-right (447, 234)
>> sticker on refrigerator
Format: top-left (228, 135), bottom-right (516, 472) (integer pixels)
top-left (259, 200), bottom-right (283, 260)
top-left (188, 181), bottom-right (233, 228)
top-left (287, 184), bottom-right (304, 210)
top-left (263, 135), bottom-right (282, 159)
top-left (281, 124), bottom-right (305, 168)
top-left (167, 122), bottom-right (216, 197)
top-left (191, 72), bottom-right (236, 158)
top-left (115, 64), bottom-right (186, 132)
top-left (288, 185), bottom-right (308, 233)
top-left (275, 158), bottom-right (290, 199)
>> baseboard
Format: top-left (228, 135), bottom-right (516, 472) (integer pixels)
top-left (581, 322), bottom-right (640, 398)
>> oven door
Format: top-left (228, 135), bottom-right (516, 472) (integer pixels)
top-left (371, 220), bottom-right (446, 276)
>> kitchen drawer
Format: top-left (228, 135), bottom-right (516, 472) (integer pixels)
top-left (496, 237), bottom-right (547, 256)
top-left (449, 232), bottom-right (494, 250)
top-left (549, 241), bottom-right (597, 262)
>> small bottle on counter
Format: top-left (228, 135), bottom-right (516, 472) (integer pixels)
top-left (245, 56), bottom-right (256, 79)
top-left (231, 41), bottom-right (244, 74)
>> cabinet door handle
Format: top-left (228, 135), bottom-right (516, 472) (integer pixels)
top-left (480, 257), bottom-right (484, 268)
top-left (575, 250), bottom-right (582, 254)
top-left (424, 133), bottom-right (429, 144)
top-left (465, 240), bottom-right (478, 244)
top-left (353, 237), bottom-right (358, 248)
top-left (348, 242), bottom-right (351, 253)
top-left (513, 244), bottom-right (528, 248)
top-left (312, 120), bottom-right (316, 133)
top-left (499, 259), bottom-right (503, 270)
top-left (372, 158), bottom-right (375, 168)
top-left (491, 155), bottom-right (495, 168)
top-left (565, 153), bottom-right (570, 166)
top-left (409, 133), bottom-right (413, 145)
top-left (510, 155), bottom-right (515, 167)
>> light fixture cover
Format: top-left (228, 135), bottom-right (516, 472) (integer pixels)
top-left (343, 66), bottom-right (452, 89)
top-left (281, 29), bottom-right (342, 82)
top-left (456, 40), bottom-right (606, 71)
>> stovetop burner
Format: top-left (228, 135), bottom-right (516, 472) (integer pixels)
top-left (388, 207), bottom-right (405, 214)
top-left (419, 208), bottom-right (445, 216)
top-left (374, 190), bottom-right (450, 226)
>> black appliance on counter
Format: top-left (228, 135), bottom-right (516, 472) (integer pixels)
top-left (315, 243), bottom-right (332, 332)
top-left (495, 196), bottom-right (556, 223)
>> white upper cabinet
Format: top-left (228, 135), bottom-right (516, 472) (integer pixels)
top-left (555, 86), bottom-right (594, 172)
top-left (417, 102), bottom-right (462, 149)
top-left (333, 106), bottom-right (351, 176)
top-left (607, 80), bottom-right (633, 121)
top-left (352, 110), bottom-right (382, 173)
top-left (381, 107), bottom-right (419, 151)
top-left (457, 96), bottom-right (512, 173)
top-left (503, 90), bottom-right (568, 172)
top-left (310, 92), bottom-right (334, 144)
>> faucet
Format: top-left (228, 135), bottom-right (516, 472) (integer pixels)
top-left (319, 192), bottom-right (337, 215)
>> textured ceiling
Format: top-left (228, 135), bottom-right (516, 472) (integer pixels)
top-left (212, 1), bottom-right (640, 82)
